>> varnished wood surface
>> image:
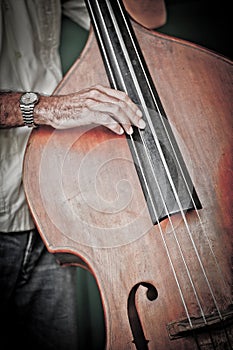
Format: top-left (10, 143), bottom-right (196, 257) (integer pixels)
top-left (123, 0), bottom-right (166, 29)
top-left (23, 24), bottom-right (233, 349)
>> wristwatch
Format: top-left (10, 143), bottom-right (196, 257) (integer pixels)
top-left (19, 92), bottom-right (40, 128)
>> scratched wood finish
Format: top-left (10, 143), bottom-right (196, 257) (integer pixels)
top-left (23, 24), bottom-right (233, 349)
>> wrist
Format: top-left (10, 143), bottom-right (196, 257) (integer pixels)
top-left (34, 95), bottom-right (55, 127)
top-left (19, 92), bottom-right (40, 128)
top-left (34, 95), bottom-right (69, 129)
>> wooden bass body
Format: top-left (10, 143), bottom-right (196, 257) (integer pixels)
top-left (23, 22), bottom-right (233, 349)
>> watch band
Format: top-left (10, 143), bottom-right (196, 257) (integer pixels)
top-left (20, 104), bottom-right (37, 128)
top-left (20, 92), bottom-right (39, 128)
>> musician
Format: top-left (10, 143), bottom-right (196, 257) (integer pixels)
top-left (0, 0), bottom-right (165, 348)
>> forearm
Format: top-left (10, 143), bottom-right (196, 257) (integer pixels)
top-left (0, 92), bottom-right (24, 128)
top-left (0, 86), bottom-right (145, 135)
top-left (0, 91), bottom-right (57, 129)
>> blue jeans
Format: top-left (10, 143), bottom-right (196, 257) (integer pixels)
top-left (0, 229), bottom-right (79, 349)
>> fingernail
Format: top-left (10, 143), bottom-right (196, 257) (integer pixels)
top-left (137, 109), bottom-right (142, 117)
top-left (118, 127), bottom-right (124, 135)
top-left (128, 126), bottom-right (133, 135)
top-left (139, 119), bottom-right (146, 129)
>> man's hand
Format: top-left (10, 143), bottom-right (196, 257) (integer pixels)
top-left (35, 85), bottom-right (146, 135)
top-left (1, 85), bottom-right (146, 134)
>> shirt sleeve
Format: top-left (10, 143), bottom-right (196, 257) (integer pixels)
top-left (62, 0), bottom-right (90, 31)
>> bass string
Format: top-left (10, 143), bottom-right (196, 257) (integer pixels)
top-left (89, 0), bottom-right (225, 327)
top-left (114, 0), bottom-right (231, 309)
top-left (96, 2), bottom-right (233, 344)
top-left (108, 0), bottom-right (222, 314)
top-left (87, 2), bottom-right (162, 213)
top-left (116, 1), bottom-right (233, 344)
top-left (117, 0), bottom-right (232, 305)
top-left (89, 0), bottom-right (201, 327)
top-left (93, 0), bottom-right (211, 324)
top-left (116, 1), bottom-right (231, 303)
top-left (114, 0), bottom-right (228, 274)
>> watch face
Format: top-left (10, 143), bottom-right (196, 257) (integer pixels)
top-left (21, 92), bottom-right (38, 105)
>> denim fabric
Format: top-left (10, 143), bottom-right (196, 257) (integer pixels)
top-left (0, 229), bottom-right (79, 349)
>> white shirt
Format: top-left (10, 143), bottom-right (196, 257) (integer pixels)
top-left (0, 0), bottom-right (90, 232)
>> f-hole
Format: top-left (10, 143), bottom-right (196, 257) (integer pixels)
top-left (127, 282), bottom-right (158, 349)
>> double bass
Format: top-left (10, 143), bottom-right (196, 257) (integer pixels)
top-left (23, 0), bottom-right (233, 348)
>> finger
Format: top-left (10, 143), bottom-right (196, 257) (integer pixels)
top-left (90, 111), bottom-right (125, 135)
top-left (82, 96), bottom-right (145, 134)
top-left (86, 99), bottom-right (134, 135)
top-left (95, 85), bottom-right (144, 119)
top-left (86, 85), bottom-right (145, 129)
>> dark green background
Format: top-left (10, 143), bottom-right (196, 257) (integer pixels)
top-left (59, 1), bottom-right (232, 349)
